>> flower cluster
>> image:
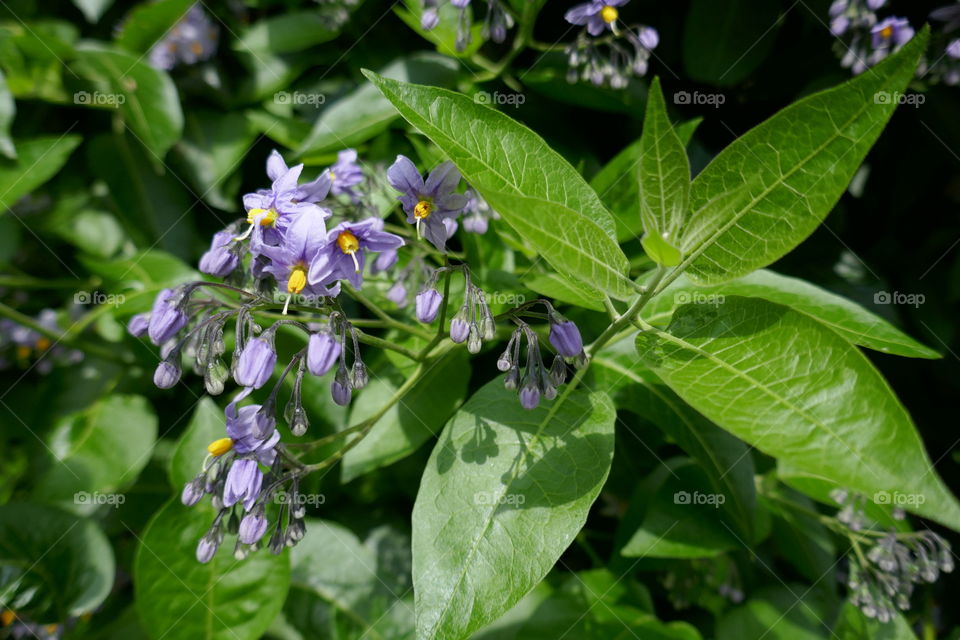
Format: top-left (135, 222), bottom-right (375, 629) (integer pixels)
top-left (928, 3), bottom-right (960, 85)
top-left (131, 145), bottom-right (585, 560)
top-left (0, 309), bottom-right (81, 374)
top-left (830, 489), bottom-right (954, 623)
top-left (563, 0), bottom-right (659, 88)
top-left (828, 0), bottom-right (914, 74)
top-left (420, 0), bottom-right (515, 52)
top-left (147, 4), bottom-right (219, 71)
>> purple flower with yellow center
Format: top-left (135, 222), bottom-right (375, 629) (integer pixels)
top-left (387, 155), bottom-right (468, 252)
top-left (199, 229), bottom-right (240, 278)
top-left (308, 218), bottom-right (405, 289)
top-left (260, 208), bottom-right (340, 311)
top-left (240, 150), bottom-right (332, 254)
top-left (871, 16), bottom-right (913, 50)
top-left (327, 149), bottom-right (364, 199)
top-left (565, 0), bottom-right (627, 36)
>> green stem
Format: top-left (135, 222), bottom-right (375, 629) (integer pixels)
top-left (0, 275), bottom-right (94, 289)
top-left (587, 266), bottom-right (667, 358)
top-left (353, 328), bottom-right (421, 362)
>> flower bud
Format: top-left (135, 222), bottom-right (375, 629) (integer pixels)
top-left (181, 477), bottom-right (204, 506)
top-left (307, 332), bottom-right (340, 376)
top-left (199, 230), bottom-right (240, 278)
top-left (450, 306), bottom-right (470, 343)
top-left (239, 509), bottom-right (269, 544)
top-left (416, 289), bottom-right (443, 323)
top-left (549, 319), bottom-right (584, 358)
top-left (196, 533), bottom-right (220, 564)
top-left (128, 313), bottom-right (150, 337)
top-left (148, 288), bottom-right (188, 345)
top-left (154, 359), bottom-right (181, 389)
top-left (387, 281), bottom-right (408, 307)
top-left (234, 336), bottom-right (277, 389)
top-left (519, 381), bottom-right (541, 410)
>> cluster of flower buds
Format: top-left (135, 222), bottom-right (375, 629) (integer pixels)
top-left (925, 4), bottom-right (960, 86)
top-left (828, 0), bottom-right (913, 74)
top-left (563, 0), bottom-right (659, 88)
top-left (147, 4), bottom-right (219, 71)
top-left (420, 0), bottom-right (515, 52)
top-left (496, 302), bottom-right (585, 409)
top-left (830, 488), bottom-right (954, 622)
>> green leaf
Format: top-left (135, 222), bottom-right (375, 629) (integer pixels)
top-left (0, 135), bottom-right (81, 211)
top-left (635, 296), bottom-right (960, 531)
top-left (759, 482), bottom-right (837, 584)
top-left (364, 71), bottom-right (633, 299)
top-left (0, 70), bottom-right (15, 159)
top-left (642, 270), bottom-right (939, 359)
top-left (297, 54), bottom-right (458, 157)
top-left (591, 118), bottom-right (700, 243)
top-left (169, 397), bottom-right (224, 489)
top-left (412, 379), bottom-right (616, 640)
top-left (716, 585), bottom-right (833, 640)
top-left (33, 394), bottom-right (158, 506)
top-left (0, 503), bottom-right (115, 621)
top-left (343, 350), bottom-right (470, 482)
top-left (174, 109), bottom-right (259, 210)
top-left (135, 500), bottom-right (291, 640)
top-left (288, 520), bottom-right (414, 639)
top-left (679, 28), bottom-right (928, 284)
top-left (114, 0), bottom-right (195, 53)
top-left (74, 44), bottom-right (184, 158)
top-left (594, 339), bottom-right (757, 542)
top-left (682, 0), bottom-right (782, 86)
top-left (638, 77), bottom-right (690, 246)
top-left (235, 10), bottom-right (349, 54)
top-left (621, 459), bottom-right (742, 558)
top-left (522, 271), bottom-right (605, 312)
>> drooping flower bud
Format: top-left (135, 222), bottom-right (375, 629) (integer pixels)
top-left (387, 281), bottom-right (408, 307)
top-left (199, 230), bottom-right (240, 278)
top-left (181, 477), bottom-right (205, 506)
top-left (450, 306), bottom-right (470, 343)
top-left (549, 319), bottom-right (584, 358)
top-left (128, 313), bottom-right (150, 337)
top-left (147, 288), bottom-right (188, 345)
top-left (238, 508), bottom-right (269, 544)
top-left (307, 332), bottom-right (340, 376)
top-left (234, 335), bottom-right (277, 389)
top-left (416, 289), bottom-right (443, 323)
top-left (154, 359), bottom-right (181, 389)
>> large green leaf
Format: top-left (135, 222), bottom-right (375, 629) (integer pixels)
top-left (591, 118), bottom-right (700, 243)
top-left (635, 296), bottom-right (960, 531)
top-left (641, 270), bottom-right (939, 359)
top-left (412, 380), bottom-right (616, 640)
top-left (637, 77), bottom-right (690, 247)
top-left (287, 520), bottom-right (414, 639)
top-left (678, 28), bottom-right (928, 284)
top-left (0, 135), bottom-right (81, 211)
top-left (297, 54), bottom-right (458, 156)
top-left (33, 394), bottom-right (157, 506)
top-left (135, 500), bottom-right (291, 640)
top-left (0, 503), bottom-right (114, 622)
top-left (364, 71), bottom-right (633, 299)
top-left (343, 350), bottom-right (469, 482)
top-left (114, 0), bottom-right (195, 53)
top-left (594, 339), bottom-right (757, 542)
top-left (73, 44), bottom-right (184, 158)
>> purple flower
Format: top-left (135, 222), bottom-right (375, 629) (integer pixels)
top-left (199, 230), bottom-right (239, 278)
top-left (226, 387), bottom-right (281, 456)
top-left (387, 281), bottom-right (408, 307)
top-left (234, 336), bottom-right (276, 390)
top-left (519, 382), bottom-right (540, 410)
top-left (450, 316), bottom-right (470, 343)
top-left (154, 360), bottom-right (181, 389)
top-left (147, 288), bottom-right (188, 345)
top-left (331, 379), bottom-right (352, 406)
top-left (307, 332), bottom-right (341, 376)
top-left (148, 5), bottom-right (218, 70)
top-left (308, 218), bottom-right (404, 289)
top-left (871, 17), bottom-right (913, 50)
top-left (416, 289), bottom-right (443, 323)
top-left (948, 39), bottom-right (960, 59)
top-left (549, 320), bottom-right (584, 358)
top-left (328, 149), bottom-right (364, 200)
top-left (181, 478), bottom-right (204, 506)
top-left (371, 249), bottom-right (399, 274)
top-left (260, 208), bottom-right (340, 302)
top-left (462, 190), bottom-right (500, 234)
top-left (565, 0), bottom-right (628, 36)
top-left (422, 7), bottom-right (440, 30)
top-left (239, 510), bottom-right (269, 544)
top-left (241, 150), bottom-right (332, 254)
top-left (387, 156), bottom-right (468, 251)
top-left (128, 313), bottom-right (149, 337)
top-left (224, 459), bottom-right (263, 511)
top-left (196, 535), bottom-right (219, 563)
